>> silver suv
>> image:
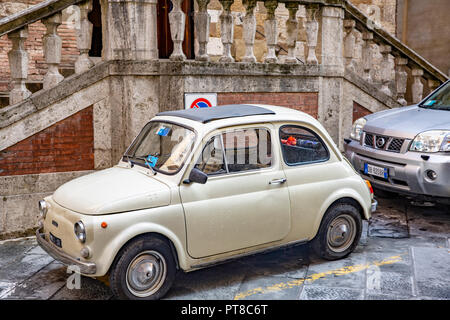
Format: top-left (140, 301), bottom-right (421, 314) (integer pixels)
top-left (344, 80), bottom-right (450, 204)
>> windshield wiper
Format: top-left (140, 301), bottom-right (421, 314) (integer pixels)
top-left (125, 155), bottom-right (134, 168)
top-left (134, 156), bottom-right (157, 175)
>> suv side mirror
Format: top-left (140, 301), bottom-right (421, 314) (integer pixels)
top-left (184, 168), bottom-right (208, 184)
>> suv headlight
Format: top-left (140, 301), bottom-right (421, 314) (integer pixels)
top-left (74, 221), bottom-right (86, 243)
top-left (409, 130), bottom-right (450, 153)
top-left (38, 200), bottom-right (48, 219)
top-left (350, 117), bottom-right (367, 141)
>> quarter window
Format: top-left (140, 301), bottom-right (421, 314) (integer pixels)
top-left (279, 125), bottom-right (329, 165)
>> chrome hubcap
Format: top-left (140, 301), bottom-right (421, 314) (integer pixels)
top-left (126, 250), bottom-right (166, 297)
top-left (327, 214), bottom-right (356, 253)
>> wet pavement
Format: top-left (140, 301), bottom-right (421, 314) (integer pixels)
top-left (0, 196), bottom-right (449, 300)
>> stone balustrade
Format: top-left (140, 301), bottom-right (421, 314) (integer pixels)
top-left (0, 0), bottom-right (92, 106)
top-left (0, 0), bottom-right (447, 108)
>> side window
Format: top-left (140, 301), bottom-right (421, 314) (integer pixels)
top-left (195, 135), bottom-right (227, 175)
top-left (279, 125), bottom-right (329, 165)
top-left (194, 128), bottom-right (272, 176)
top-left (222, 128), bottom-right (272, 173)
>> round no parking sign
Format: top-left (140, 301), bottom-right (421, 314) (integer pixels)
top-left (184, 93), bottom-right (217, 109)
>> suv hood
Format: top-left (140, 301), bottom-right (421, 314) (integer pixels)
top-left (363, 106), bottom-right (450, 139)
top-left (53, 166), bottom-right (171, 215)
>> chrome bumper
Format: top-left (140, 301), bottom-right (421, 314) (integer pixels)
top-left (36, 228), bottom-right (96, 275)
top-left (371, 199), bottom-right (378, 213)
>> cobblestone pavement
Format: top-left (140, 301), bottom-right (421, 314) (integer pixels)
top-left (0, 196), bottom-right (449, 300)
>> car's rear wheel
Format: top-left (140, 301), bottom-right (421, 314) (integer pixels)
top-left (311, 203), bottom-right (362, 260)
top-left (109, 236), bottom-right (176, 300)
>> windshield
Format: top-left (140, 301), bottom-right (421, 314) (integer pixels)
top-left (420, 81), bottom-right (450, 110)
top-left (124, 121), bottom-right (196, 174)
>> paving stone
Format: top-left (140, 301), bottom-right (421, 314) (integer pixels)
top-left (50, 276), bottom-right (113, 300)
top-left (304, 253), bottom-right (367, 289)
top-left (2, 261), bottom-right (66, 300)
top-left (166, 261), bottom-right (248, 300)
top-left (369, 198), bottom-right (409, 238)
top-left (235, 273), bottom-right (304, 300)
top-left (412, 246), bottom-right (450, 299)
top-left (300, 285), bottom-right (364, 300)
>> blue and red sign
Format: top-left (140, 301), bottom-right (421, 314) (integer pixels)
top-left (185, 93), bottom-right (217, 109)
top-left (190, 97), bottom-right (213, 109)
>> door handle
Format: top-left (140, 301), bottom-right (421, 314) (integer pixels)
top-left (269, 178), bottom-right (287, 185)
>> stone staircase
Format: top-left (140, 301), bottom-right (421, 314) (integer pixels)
top-left (0, 0), bottom-right (447, 238)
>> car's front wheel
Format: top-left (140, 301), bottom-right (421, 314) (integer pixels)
top-left (311, 203), bottom-right (362, 260)
top-left (109, 236), bottom-right (176, 300)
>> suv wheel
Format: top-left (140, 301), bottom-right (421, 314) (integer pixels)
top-left (109, 236), bottom-right (176, 300)
top-left (311, 203), bottom-right (362, 260)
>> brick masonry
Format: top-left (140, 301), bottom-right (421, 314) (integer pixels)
top-left (0, 106), bottom-right (94, 176)
top-left (218, 92), bottom-right (319, 119)
top-left (352, 100), bottom-right (372, 121)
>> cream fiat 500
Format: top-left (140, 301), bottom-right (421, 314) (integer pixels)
top-left (36, 104), bottom-right (376, 300)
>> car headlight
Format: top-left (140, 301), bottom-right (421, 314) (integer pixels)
top-left (74, 221), bottom-right (86, 243)
top-left (409, 130), bottom-right (450, 153)
top-left (38, 200), bottom-right (48, 219)
top-left (350, 117), bottom-right (367, 141)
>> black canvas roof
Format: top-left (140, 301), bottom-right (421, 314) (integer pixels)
top-left (156, 104), bottom-right (275, 123)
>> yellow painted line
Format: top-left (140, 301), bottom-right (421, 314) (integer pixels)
top-left (234, 254), bottom-right (405, 300)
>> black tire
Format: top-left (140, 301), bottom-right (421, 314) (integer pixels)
top-left (109, 236), bottom-right (176, 300)
top-left (311, 203), bottom-right (362, 260)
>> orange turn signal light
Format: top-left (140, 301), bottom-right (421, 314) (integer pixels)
top-left (365, 180), bottom-right (373, 194)
top-left (101, 222), bottom-right (108, 229)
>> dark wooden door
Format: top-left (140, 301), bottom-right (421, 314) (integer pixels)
top-left (157, 0), bottom-right (195, 59)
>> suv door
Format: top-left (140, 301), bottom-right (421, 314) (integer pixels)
top-left (179, 124), bottom-right (291, 258)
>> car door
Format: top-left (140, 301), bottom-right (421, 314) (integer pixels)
top-left (179, 124), bottom-right (291, 258)
top-left (277, 123), bottom-right (341, 240)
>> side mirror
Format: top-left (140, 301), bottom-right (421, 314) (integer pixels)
top-left (184, 168), bottom-right (208, 184)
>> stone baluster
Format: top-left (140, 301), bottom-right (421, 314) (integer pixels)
top-left (395, 57), bottom-right (408, 105)
top-left (75, 0), bottom-right (94, 73)
top-left (285, 2), bottom-right (299, 64)
top-left (42, 12), bottom-right (64, 89)
top-left (195, 0), bottom-right (211, 61)
top-left (219, 0), bottom-right (235, 62)
top-left (411, 68), bottom-right (424, 104)
top-left (263, 0), bottom-right (278, 63)
top-left (305, 4), bottom-right (319, 65)
top-left (8, 27), bottom-right (31, 105)
top-left (379, 44), bottom-right (392, 96)
top-left (343, 19), bottom-right (356, 72)
top-left (169, 0), bottom-right (186, 61)
top-left (362, 31), bottom-right (374, 82)
top-left (242, 0), bottom-right (257, 63)
top-left (427, 79), bottom-right (440, 92)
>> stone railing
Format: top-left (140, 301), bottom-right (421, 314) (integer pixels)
top-left (166, 0), bottom-right (447, 104)
top-left (0, 0), bottom-right (93, 106)
top-left (0, 0), bottom-right (447, 108)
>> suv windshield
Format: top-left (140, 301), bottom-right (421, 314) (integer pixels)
top-left (420, 81), bottom-right (450, 110)
top-left (124, 121), bottom-right (196, 174)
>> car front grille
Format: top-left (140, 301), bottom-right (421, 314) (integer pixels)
top-left (363, 132), bottom-right (405, 153)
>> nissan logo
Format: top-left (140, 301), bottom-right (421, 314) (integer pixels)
top-left (376, 137), bottom-right (386, 148)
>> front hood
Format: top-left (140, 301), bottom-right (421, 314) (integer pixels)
top-left (364, 106), bottom-right (450, 139)
top-left (53, 166), bottom-right (171, 215)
